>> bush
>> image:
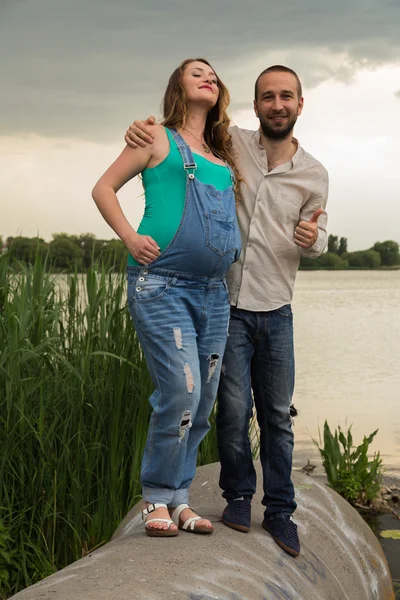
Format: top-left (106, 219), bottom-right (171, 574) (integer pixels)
top-left (48, 236), bottom-right (84, 269)
top-left (7, 237), bottom-right (48, 264)
top-left (373, 240), bottom-right (400, 266)
top-left (300, 252), bottom-right (348, 269)
top-left (346, 250), bottom-right (381, 269)
top-left (315, 421), bottom-right (383, 505)
top-left (317, 252), bottom-right (348, 269)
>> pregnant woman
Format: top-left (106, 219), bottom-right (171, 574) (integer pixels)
top-left (92, 58), bottom-right (241, 537)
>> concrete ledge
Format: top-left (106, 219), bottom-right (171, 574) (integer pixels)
top-left (11, 462), bottom-right (394, 600)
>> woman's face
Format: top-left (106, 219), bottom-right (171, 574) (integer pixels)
top-left (181, 61), bottom-right (220, 109)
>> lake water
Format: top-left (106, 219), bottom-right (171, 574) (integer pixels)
top-left (292, 270), bottom-right (400, 477)
top-left (56, 270), bottom-right (400, 474)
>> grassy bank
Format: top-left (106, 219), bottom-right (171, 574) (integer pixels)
top-left (0, 256), bottom-right (220, 598)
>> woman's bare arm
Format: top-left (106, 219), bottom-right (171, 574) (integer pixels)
top-left (92, 142), bottom-right (160, 264)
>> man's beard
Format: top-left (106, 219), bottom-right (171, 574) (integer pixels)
top-left (259, 113), bottom-right (297, 140)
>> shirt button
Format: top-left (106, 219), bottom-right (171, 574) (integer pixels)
top-left (138, 277), bottom-right (145, 282)
top-left (244, 266), bottom-right (249, 270)
top-left (247, 242), bottom-right (251, 247)
top-left (136, 286), bottom-right (142, 292)
top-left (142, 269), bottom-right (148, 275)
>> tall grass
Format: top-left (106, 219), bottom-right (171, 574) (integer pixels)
top-left (0, 255), bottom-right (220, 597)
top-left (0, 253), bottom-right (261, 597)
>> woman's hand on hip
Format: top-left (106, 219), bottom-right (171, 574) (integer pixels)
top-left (126, 233), bottom-right (160, 264)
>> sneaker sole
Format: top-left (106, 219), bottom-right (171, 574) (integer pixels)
top-left (222, 518), bottom-right (250, 533)
top-left (262, 521), bottom-right (300, 557)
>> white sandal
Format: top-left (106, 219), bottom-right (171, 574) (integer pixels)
top-left (171, 504), bottom-right (213, 534)
top-left (143, 503), bottom-right (178, 537)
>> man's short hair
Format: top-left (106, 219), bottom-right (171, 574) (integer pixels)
top-left (254, 65), bottom-right (303, 100)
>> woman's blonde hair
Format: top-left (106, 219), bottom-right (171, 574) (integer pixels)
top-left (162, 58), bottom-right (242, 198)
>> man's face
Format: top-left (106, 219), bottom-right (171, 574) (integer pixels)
top-left (254, 72), bottom-right (303, 140)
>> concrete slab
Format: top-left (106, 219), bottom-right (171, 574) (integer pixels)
top-left (11, 462), bottom-right (395, 600)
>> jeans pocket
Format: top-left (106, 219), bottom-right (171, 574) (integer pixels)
top-left (205, 211), bottom-right (237, 256)
top-left (276, 304), bottom-right (293, 318)
top-left (129, 275), bottom-right (172, 303)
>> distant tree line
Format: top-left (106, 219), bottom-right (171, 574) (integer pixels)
top-left (1, 233), bottom-right (127, 271)
top-left (1, 233), bottom-right (399, 271)
top-left (300, 236), bottom-right (400, 270)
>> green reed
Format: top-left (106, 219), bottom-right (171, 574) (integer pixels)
top-left (0, 253), bottom-right (259, 597)
top-left (0, 254), bottom-right (220, 597)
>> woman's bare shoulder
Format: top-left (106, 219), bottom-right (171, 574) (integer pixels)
top-left (147, 124), bottom-right (170, 167)
top-left (150, 124), bottom-right (169, 148)
top-left (150, 123), bottom-right (167, 138)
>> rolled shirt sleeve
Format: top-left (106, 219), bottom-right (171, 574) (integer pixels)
top-left (298, 170), bottom-right (329, 258)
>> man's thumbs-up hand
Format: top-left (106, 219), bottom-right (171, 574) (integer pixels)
top-left (294, 208), bottom-right (324, 248)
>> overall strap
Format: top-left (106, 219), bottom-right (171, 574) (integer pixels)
top-left (169, 128), bottom-right (197, 179)
top-left (169, 127), bottom-right (235, 187)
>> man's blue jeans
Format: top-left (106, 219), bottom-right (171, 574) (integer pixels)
top-left (216, 305), bottom-right (297, 516)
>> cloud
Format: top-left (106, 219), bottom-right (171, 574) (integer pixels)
top-left (1, 0), bottom-right (400, 139)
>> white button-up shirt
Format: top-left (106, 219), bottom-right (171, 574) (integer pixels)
top-left (227, 126), bottom-right (329, 312)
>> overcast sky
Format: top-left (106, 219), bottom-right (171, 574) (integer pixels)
top-left (1, 0), bottom-right (400, 250)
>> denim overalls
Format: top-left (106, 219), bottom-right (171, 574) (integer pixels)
top-left (127, 129), bottom-right (241, 506)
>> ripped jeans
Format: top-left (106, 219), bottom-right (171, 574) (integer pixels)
top-left (127, 267), bottom-right (230, 506)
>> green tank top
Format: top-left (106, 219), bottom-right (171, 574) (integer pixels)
top-left (128, 127), bottom-right (232, 266)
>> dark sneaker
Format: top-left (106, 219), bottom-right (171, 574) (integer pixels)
top-left (221, 497), bottom-right (251, 532)
top-left (262, 514), bottom-right (300, 557)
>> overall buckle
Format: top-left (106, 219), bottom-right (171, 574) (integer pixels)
top-left (184, 163), bottom-right (197, 180)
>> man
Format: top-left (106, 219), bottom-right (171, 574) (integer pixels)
top-left (124, 66), bottom-right (328, 557)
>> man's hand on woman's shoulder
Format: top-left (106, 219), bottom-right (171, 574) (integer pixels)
top-left (125, 116), bottom-right (157, 148)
